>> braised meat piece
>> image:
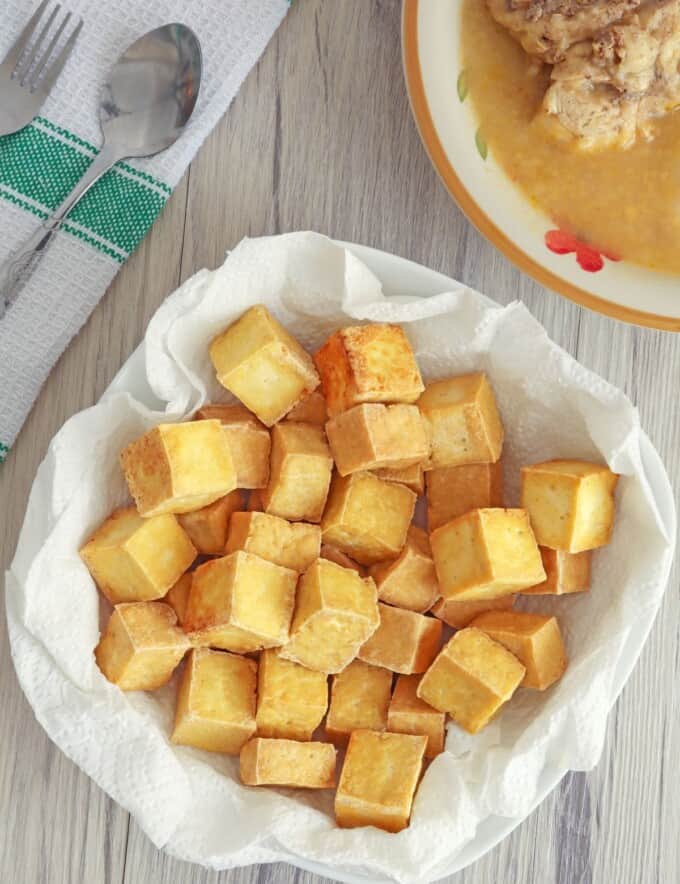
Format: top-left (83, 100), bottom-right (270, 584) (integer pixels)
top-left (541, 0), bottom-right (680, 149)
top-left (486, 0), bottom-right (642, 62)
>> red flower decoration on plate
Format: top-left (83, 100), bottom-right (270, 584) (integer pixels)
top-left (545, 229), bottom-right (620, 273)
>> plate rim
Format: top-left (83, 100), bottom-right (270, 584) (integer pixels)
top-left (106, 239), bottom-right (676, 882)
top-left (400, 0), bottom-right (680, 333)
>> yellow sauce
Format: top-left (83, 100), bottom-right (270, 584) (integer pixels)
top-left (461, 0), bottom-right (680, 274)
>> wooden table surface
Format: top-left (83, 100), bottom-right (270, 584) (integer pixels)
top-left (1, 2), bottom-right (679, 883)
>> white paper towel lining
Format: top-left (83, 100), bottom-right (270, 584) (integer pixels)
top-left (6, 233), bottom-right (675, 883)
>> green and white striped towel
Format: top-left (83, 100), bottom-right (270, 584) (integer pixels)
top-left (0, 0), bottom-right (290, 463)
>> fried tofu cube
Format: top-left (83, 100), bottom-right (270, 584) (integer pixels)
top-left (471, 611), bottom-right (567, 690)
top-left (325, 660), bottom-right (393, 746)
top-left (256, 649), bottom-right (328, 741)
top-left (194, 404), bottom-right (270, 489)
top-left (247, 489), bottom-right (264, 512)
top-left (430, 508), bottom-right (545, 601)
top-left (335, 730), bottom-right (427, 832)
top-left (418, 373), bottom-right (504, 469)
top-left (369, 526), bottom-right (439, 613)
top-left (319, 544), bottom-right (366, 575)
top-left (524, 547), bottom-right (592, 595)
top-left (171, 648), bottom-right (256, 754)
top-left (358, 603), bottom-right (442, 674)
top-left (321, 472), bottom-right (416, 565)
top-left (95, 602), bottom-right (190, 691)
top-left (209, 305), bottom-right (319, 426)
top-left (521, 460), bottom-right (619, 552)
top-left (80, 507), bottom-right (196, 604)
top-left (431, 594), bottom-right (516, 629)
top-left (184, 551), bottom-right (297, 653)
top-left (120, 420), bottom-right (237, 517)
top-left (388, 674), bottom-right (446, 758)
top-left (285, 390), bottom-right (328, 425)
top-left (374, 463), bottom-right (424, 494)
top-left (417, 628), bottom-right (525, 733)
top-left (279, 559), bottom-right (379, 674)
top-left (426, 462), bottom-right (504, 531)
top-left (262, 422), bottom-right (333, 523)
top-left (177, 490), bottom-right (243, 555)
top-left (240, 738), bottom-right (336, 788)
top-left (315, 324), bottom-right (424, 417)
top-left (163, 572), bottom-right (193, 625)
top-left (226, 511), bottom-right (321, 572)
top-left (326, 404), bottom-right (429, 476)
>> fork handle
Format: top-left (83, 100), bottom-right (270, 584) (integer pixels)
top-left (0, 142), bottom-right (122, 319)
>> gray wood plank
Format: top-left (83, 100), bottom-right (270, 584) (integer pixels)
top-left (1, 1), bottom-right (679, 883)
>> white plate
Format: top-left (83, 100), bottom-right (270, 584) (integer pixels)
top-left (402, 0), bottom-right (680, 332)
top-left (105, 241), bottom-right (677, 882)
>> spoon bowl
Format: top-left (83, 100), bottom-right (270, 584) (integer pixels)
top-left (100, 23), bottom-right (202, 157)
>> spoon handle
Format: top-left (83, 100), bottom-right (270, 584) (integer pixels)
top-left (0, 143), bottom-right (121, 320)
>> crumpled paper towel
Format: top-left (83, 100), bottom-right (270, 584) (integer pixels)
top-left (5, 232), bottom-right (676, 883)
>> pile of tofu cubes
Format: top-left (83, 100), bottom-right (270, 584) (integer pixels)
top-left (80, 305), bottom-right (618, 833)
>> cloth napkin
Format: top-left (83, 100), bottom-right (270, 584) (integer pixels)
top-left (0, 0), bottom-right (290, 463)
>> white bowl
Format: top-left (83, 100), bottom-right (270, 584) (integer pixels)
top-left (7, 239), bottom-right (676, 883)
top-left (402, 0), bottom-right (680, 331)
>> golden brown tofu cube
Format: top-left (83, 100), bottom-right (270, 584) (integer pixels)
top-left (177, 490), bottom-right (243, 555)
top-left (418, 373), bottom-right (504, 469)
top-left (120, 420), bottom-right (237, 517)
top-left (524, 547), bottom-right (592, 596)
top-left (194, 404), bottom-right (271, 489)
top-left (80, 507), bottom-right (196, 604)
top-left (172, 648), bottom-right (256, 754)
top-left (325, 660), bottom-right (393, 746)
top-left (431, 594), bottom-right (516, 629)
top-left (471, 611), bottom-right (567, 690)
top-left (240, 738), bottom-right (336, 788)
top-left (262, 422), bottom-right (333, 523)
top-left (374, 463), bottom-right (425, 494)
top-left (369, 526), bottom-right (439, 613)
top-left (95, 602), bottom-right (190, 691)
top-left (430, 508), bottom-right (545, 601)
top-left (321, 472), bottom-right (416, 566)
top-left (209, 305), bottom-right (320, 426)
top-left (326, 404), bottom-right (429, 476)
top-left (279, 559), bottom-right (379, 674)
top-left (319, 544), bottom-right (366, 575)
top-left (285, 390), bottom-right (328, 425)
top-left (521, 460), bottom-right (619, 553)
top-left (256, 649), bottom-right (328, 741)
top-left (163, 572), bottom-right (193, 625)
top-left (358, 603), bottom-right (442, 674)
top-left (226, 511), bottom-right (321, 572)
top-left (315, 324), bottom-right (424, 417)
top-left (388, 674), bottom-right (446, 759)
top-left (335, 730), bottom-right (427, 832)
top-left (247, 489), bottom-right (264, 512)
top-left (184, 552), bottom-right (297, 653)
top-left (426, 461), bottom-right (504, 531)
top-left (417, 628), bottom-right (525, 733)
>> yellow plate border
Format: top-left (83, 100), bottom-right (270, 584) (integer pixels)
top-left (401, 0), bottom-right (680, 332)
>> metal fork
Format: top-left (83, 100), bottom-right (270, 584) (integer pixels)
top-left (0, 0), bottom-right (82, 137)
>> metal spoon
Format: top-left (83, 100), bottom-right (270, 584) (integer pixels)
top-left (0, 22), bottom-right (202, 318)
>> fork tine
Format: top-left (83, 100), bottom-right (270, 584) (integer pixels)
top-left (29, 11), bottom-right (70, 87)
top-left (16, 3), bottom-right (60, 82)
top-left (40, 17), bottom-right (81, 91)
top-left (2, 0), bottom-right (50, 72)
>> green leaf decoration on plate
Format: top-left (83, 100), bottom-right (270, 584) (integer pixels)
top-left (457, 70), bottom-right (469, 102)
top-left (475, 128), bottom-right (488, 160)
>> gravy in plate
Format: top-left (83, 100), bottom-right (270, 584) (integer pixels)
top-left (461, 0), bottom-right (680, 275)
